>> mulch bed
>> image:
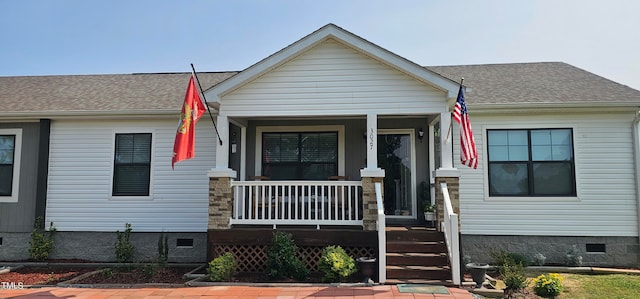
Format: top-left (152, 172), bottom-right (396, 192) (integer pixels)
top-left (0, 267), bottom-right (95, 285)
top-left (72, 266), bottom-right (190, 284)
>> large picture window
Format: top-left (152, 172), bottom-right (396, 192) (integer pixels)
top-left (262, 132), bottom-right (337, 180)
top-left (0, 135), bottom-right (16, 196)
top-left (487, 128), bottom-right (575, 196)
top-left (113, 133), bottom-right (152, 196)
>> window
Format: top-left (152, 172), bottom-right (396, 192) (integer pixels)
top-left (113, 133), bottom-right (152, 196)
top-left (262, 132), bottom-right (337, 180)
top-left (0, 135), bottom-right (16, 196)
top-left (487, 129), bottom-right (575, 196)
top-left (0, 129), bottom-right (21, 202)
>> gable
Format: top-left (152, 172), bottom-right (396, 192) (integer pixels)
top-left (220, 39), bottom-right (448, 117)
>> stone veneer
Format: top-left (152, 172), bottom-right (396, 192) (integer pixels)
top-left (434, 176), bottom-right (460, 229)
top-left (361, 176), bottom-right (384, 231)
top-left (208, 177), bottom-right (233, 230)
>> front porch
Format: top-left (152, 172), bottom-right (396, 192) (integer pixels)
top-left (201, 24), bottom-right (464, 284)
top-left (207, 173), bottom-right (461, 284)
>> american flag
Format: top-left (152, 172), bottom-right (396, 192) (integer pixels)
top-left (452, 83), bottom-right (478, 169)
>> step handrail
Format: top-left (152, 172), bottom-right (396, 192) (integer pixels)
top-left (440, 182), bottom-right (461, 285)
top-left (375, 182), bottom-right (386, 283)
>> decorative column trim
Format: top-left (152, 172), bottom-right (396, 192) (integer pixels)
top-left (360, 168), bottom-right (385, 178)
top-left (208, 169), bottom-right (237, 178)
top-left (440, 111), bottom-right (454, 169)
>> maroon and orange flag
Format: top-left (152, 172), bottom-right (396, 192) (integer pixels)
top-left (172, 75), bottom-right (206, 169)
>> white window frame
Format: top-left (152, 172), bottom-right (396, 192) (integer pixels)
top-left (255, 125), bottom-right (345, 178)
top-left (0, 128), bottom-right (22, 203)
top-left (108, 129), bottom-right (155, 201)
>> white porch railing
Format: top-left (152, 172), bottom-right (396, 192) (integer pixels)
top-left (375, 182), bottom-right (386, 284)
top-left (229, 180), bottom-right (363, 228)
top-left (440, 182), bottom-right (461, 285)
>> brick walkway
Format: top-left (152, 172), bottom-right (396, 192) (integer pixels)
top-left (0, 285), bottom-right (474, 298)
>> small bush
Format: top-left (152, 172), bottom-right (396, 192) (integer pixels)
top-left (533, 253), bottom-right (547, 266)
top-left (157, 233), bottom-right (169, 266)
top-left (565, 245), bottom-right (583, 266)
top-left (207, 252), bottom-right (237, 282)
top-left (491, 249), bottom-right (530, 268)
top-left (265, 231), bottom-right (309, 281)
top-left (501, 262), bottom-right (528, 291)
top-left (141, 264), bottom-right (157, 279)
top-left (29, 217), bottom-right (56, 261)
top-left (115, 223), bottom-right (134, 263)
top-left (318, 245), bottom-right (357, 282)
top-left (532, 273), bottom-right (564, 298)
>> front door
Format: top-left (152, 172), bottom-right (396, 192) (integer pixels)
top-left (378, 129), bottom-right (416, 219)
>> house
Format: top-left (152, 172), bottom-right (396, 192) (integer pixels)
top-left (2, 24), bottom-right (640, 283)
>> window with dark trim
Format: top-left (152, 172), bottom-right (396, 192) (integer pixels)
top-left (262, 132), bottom-right (338, 180)
top-left (487, 129), bottom-right (576, 196)
top-left (0, 135), bottom-right (16, 196)
top-left (113, 133), bottom-right (152, 196)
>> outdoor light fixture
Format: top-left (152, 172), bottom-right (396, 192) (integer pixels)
top-left (418, 128), bottom-right (424, 142)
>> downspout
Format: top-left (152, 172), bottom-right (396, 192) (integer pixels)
top-left (633, 111), bottom-right (640, 245)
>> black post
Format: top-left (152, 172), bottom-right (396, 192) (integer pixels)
top-left (190, 63), bottom-right (223, 146)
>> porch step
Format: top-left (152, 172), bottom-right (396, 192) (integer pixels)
top-left (384, 278), bottom-right (455, 286)
top-left (386, 265), bottom-right (452, 280)
top-left (386, 241), bottom-right (447, 253)
top-left (385, 227), bottom-right (451, 283)
top-left (386, 252), bottom-right (449, 265)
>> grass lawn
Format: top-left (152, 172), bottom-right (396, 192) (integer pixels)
top-left (538, 273), bottom-right (640, 299)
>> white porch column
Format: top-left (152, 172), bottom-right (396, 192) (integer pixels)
top-left (209, 114), bottom-right (237, 178)
top-left (361, 112), bottom-right (385, 177)
top-left (440, 111), bottom-right (454, 170)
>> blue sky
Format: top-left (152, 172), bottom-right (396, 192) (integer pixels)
top-left (2, 0), bottom-right (639, 90)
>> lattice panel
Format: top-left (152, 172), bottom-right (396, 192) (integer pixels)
top-left (211, 244), bottom-right (376, 273)
top-left (212, 245), bottom-right (267, 272)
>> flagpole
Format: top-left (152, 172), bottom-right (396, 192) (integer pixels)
top-left (445, 78), bottom-right (464, 144)
top-left (190, 63), bottom-right (223, 146)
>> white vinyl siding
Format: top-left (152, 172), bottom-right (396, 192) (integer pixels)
top-left (45, 119), bottom-right (216, 232)
top-left (220, 39), bottom-right (447, 117)
top-left (457, 112), bottom-right (638, 237)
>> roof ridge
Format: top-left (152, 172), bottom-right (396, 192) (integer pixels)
top-left (425, 61), bottom-right (564, 68)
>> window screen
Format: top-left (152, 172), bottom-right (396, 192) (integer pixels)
top-left (113, 133), bottom-right (152, 196)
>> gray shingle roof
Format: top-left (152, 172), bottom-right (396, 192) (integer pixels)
top-left (0, 72), bottom-right (235, 115)
top-left (1, 62), bottom-right (639, 117)
top-left (427, 62), bottom-right (640, 106)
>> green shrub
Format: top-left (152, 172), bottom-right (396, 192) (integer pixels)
top-left (157, 233), bottom-right (169, 266)
top-left (565, 245), bottom-right (583, 266)
top-left (115, 223), bottom-right (134, 263)
top-left (532, 253), bottom-right (547, 266)
top-left (500, 262), bottom-right (528, 291)
top-left (141, 264), bottom-right (157, 279)
top-left (490, 248), bottom-right (530, 268)
top-left (207, 252), bottom-right (237, 282)
top-left (318, 245), bottom-right (357, 282)
top-left (28, 217), bottom-right (56, 261)
top-left (532, 273), bottom-right (564, 298)
top-left (265, 231), bottom-right (309, 281)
